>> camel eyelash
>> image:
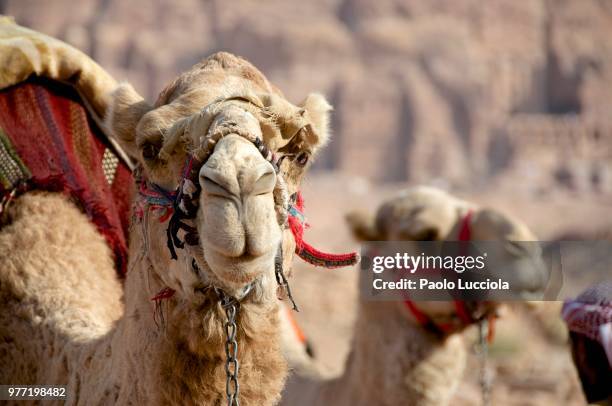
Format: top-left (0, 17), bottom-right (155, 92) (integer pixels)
top-left (278, 152), bottom-right (310, 167)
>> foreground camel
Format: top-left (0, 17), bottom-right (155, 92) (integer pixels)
top-left (282, 186), bottom-right (548, 406)
top-left (0, 21), bottom-right (342, 405)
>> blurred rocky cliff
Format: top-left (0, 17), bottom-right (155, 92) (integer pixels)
top-left (4, 0), bottom-right (611, 194)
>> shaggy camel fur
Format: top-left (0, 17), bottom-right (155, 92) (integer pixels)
top-left (282, 186), bottom-right (548, 406)
top-left (0, 48), bottom-right (334, 405)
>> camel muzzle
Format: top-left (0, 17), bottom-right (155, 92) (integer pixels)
top-left (198, 134), bottom-right (280, 259)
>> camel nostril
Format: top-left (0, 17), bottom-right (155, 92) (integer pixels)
top-left (250, 164), bottom-right (276, 196)
top-left (200, 164), bottom-right (276, 199)
top-left (198, 134), bottom-right (278, 199)
top-left (199, 165), bottom-right (239, 198)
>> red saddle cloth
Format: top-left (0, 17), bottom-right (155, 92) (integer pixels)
top-left (0, 79), bottom-right (133, 276)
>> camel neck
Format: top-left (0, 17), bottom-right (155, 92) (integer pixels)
top-left (104, 256), bottom-right (287, 405)
top-left (311, 302), bottom-right (413, 405)
top-left (314, 301), bottom-right (465, 406)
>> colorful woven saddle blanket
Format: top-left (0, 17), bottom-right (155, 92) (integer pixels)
top-left (0, 79), bottom-right (133, 275)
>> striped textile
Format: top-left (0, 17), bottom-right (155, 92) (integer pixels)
top-left (562, 283), bottom-right (612, 367)
top-left (0, 79), bottom-right (133, 275)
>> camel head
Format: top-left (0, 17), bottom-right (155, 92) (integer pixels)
top-left (106, 52), bottom-right (331, 300)
top-left (347, 186), bottom-right (548, 335)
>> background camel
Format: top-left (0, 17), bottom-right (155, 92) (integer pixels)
top-left (281, 186), bottom-right (549, 405)
top-left (0, 20), bottom-right (337, 405)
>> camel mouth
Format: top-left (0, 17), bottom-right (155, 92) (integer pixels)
top-left (203, 246), bottom-right (277, 289)
top-left (485, 255), bottom-right (549, 299)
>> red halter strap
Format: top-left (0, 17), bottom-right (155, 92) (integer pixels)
top-left (403, 210), bottom-right (492, 338)
top-left (458, 210), bottom-right (472, 242)
top-left (403, 301), bottom-right (456, 335)
top-left (288, 192), bottom-right (359, 268)
top-left (454, 211), bottom-right (475, 325)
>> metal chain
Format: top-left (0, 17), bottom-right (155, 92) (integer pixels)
top-left (218, 290), bottom-right (241, 406)
top-left (478, 319), bottom-right (492, 406)
top-left (213, 243), bottom-right (291, 406)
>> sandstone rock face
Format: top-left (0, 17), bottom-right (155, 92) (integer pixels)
top-left (4, 0), bottom-right (611, 193)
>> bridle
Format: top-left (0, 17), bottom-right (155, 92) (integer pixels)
top-left (135, 101), bottom-right (358, 406)
top-left (136, 135), bottom-right (359, 297)
top-left (401, 211), bottom-right (496, 405)
top-left (402, 211), bottom-right (496, 340)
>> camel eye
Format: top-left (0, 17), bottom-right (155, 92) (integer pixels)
top-left (142, 142), bottom-right (159, 161)
top-left (295, 152), bottom-right (309, 166)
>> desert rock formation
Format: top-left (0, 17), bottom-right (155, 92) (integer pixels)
top-left (4, 0), bottom-right (611, 192)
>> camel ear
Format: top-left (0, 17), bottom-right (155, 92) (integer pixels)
top-left (300, 93), bottom-right (332, 154)
top-left (346, 210), bottom-right (380, 241)
top-left (105, 82), bottom-right (153, 158)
